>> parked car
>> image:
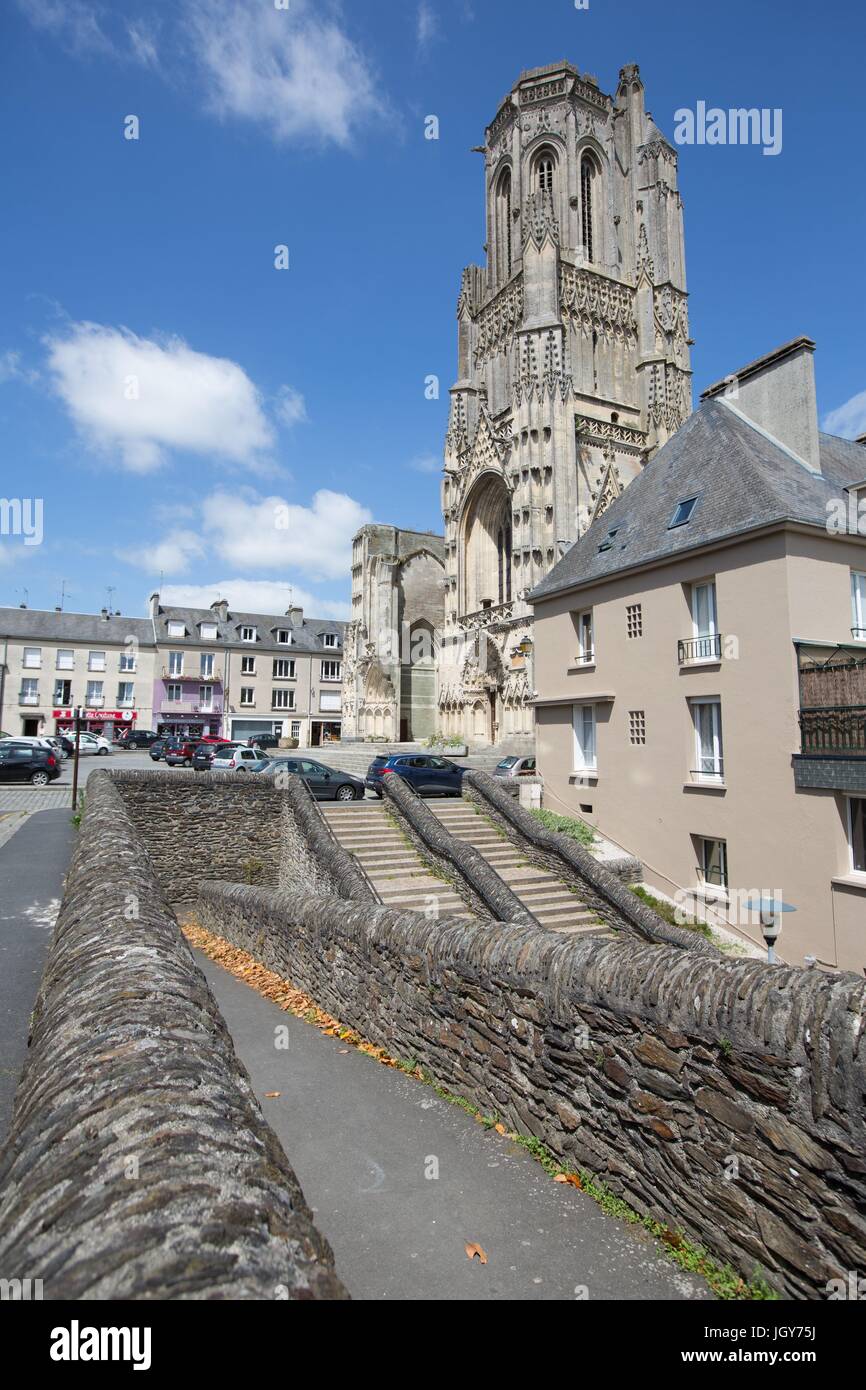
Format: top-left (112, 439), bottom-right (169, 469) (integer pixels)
top-left (69, 732), bottom-right (112, 756)
top-left (0, 740), bottom-right (61, 786)
top-left (118, 730), bottom-right (160, 750)
top-left (192, 741), bottom-right (242, 772)
top-left (492, 755), bottom-right (537, 779)
top-left (149, 739), bottom-right (168, 762)
top-left (366, 753), bottom-right (465, 798)
top-left (254, 757), bottom-right (365, 801)
top-left (247, 733), bottom-right (280, 750)
top-left (211, 745), bottom-right (269, 772)
top-left (164, 738), bottom-right (201, 768)
top-left (58, 735), bottom-right (75, 759)
top-left (197, 735), bottom-right (232, 746)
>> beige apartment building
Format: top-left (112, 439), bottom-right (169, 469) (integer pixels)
top-left (0, 607), bottom-right (158, 739)
top-left (149, 596), bottom-right (345, 747)
top-left (529, 338), bottom-right (866, 973)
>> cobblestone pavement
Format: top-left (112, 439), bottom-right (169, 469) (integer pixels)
top-left (0, 750), bottom-right (156, 811)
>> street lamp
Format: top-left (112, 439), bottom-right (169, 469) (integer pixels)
top-left (743, 896), bottom-right (797, 965)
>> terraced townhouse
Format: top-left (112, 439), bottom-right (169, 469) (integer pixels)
top-left (529, 338), bottom-right (866, 974)
top-left (0, 595), bottom-right (346, 748)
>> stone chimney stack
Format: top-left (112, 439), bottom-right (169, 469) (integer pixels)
top-left (210, 598), bottom-right (230, 622)
top-left (702, 337), bottom-right (821, 474)
top-left (288, 605), bottom-right (304, 629)
top-left (149, 592), bottom-right (160, 618)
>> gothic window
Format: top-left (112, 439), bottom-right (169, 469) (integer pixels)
top-left (537, 154), bottom-right (555, 194)
top-left (496, 169), bottom-right (512, 281)
top-left (580, 154), bottom-right (597, 262)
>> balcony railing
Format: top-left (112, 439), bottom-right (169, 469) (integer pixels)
top-left (162, 668), bottom-right (222, 683)
top-left (157, 702), bottom-right (222, 717)
top-left (799, 706), bottom-right (866, 755)
top-left (18, 692), bottom-right (39, 706)
top-left (689, 759), bottom-right (725, 783)
top-left (678, 634), bottom-right (722, 664)
top-left (458, 601), bottom-right (516, 632)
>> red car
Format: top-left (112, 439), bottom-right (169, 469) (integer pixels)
top-left (197, 735), bottom-right (231, 746)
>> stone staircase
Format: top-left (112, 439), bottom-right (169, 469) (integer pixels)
top-left (429, 800), bottom-right (611, 938)
top-left (320, 801), bottom-right (469, 917)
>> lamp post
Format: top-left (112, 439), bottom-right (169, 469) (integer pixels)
top-left (744, 896), bottom-right (797, 965)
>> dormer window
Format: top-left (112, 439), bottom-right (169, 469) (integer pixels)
top-left (670, 497), bottom-right (698, 528)
top-left (277, 629), bottom-right (292, 645)
top-left (241, 625), bottom-right (257, 643)
top-left (167, 620), bottom-right (185, 637)
top-left (598, 527), bottom-right (620, 553)
top-left (323, 633), bottom-right (338, 648)
top-left (200, 622), bottom-right (218, 640)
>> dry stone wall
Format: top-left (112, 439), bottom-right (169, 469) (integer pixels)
top-left (0, 774), bottom-right (347, 1300)
top-left (197, 881), bottom-right (866, 1299)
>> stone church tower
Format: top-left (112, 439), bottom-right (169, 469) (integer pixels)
top-left (437, 60), bottom-right (691, 744)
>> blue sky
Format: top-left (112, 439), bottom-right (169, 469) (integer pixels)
top-left (1, 0), bottom-right (864, 620)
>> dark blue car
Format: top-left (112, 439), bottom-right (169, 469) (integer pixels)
top-left (366, 753), bottom-right (465, 798)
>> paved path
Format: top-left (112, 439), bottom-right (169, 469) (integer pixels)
top-left (0, 809), bottom-right (76, 1140)
top-left (197, 951), bottom-right (712, 1302)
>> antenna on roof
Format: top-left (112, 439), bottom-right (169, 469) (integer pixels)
top-left (106, 586), bottom-right (116, 612)
top-left (58, 579), bottom-right (68, 611)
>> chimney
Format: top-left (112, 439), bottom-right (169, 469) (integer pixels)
top-left (701, 336), bottom-right (821, 474)
top-left (149, 591), bottom-right (160, 619)
top-left (101, 607), bottom-right (109, 619)
top-left (211, 598), bottom-right (229, 622)
top-left (856, 433), bottom-right (866, 448)
top-left (287, 605), bottom-right (304, 629)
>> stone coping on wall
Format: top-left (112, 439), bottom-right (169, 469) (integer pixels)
top-left (196, 881), bottom-right (866, 1299)
top-left (463, 770), bottom-right (718, 954)
top-left (381, 772), bottom-right (539, 927)
top-left (0, 772), bottom-right (347, 1300)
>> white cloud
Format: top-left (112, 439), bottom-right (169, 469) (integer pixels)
top-left (183, 0), bottom-right (385, 147)
top-left (0, 350), bottom-right (39, 386)
top-left (202, 487), bottom-right (372, 581)
top-left (44, 322), bottom-right (275, 473)
top-left (823, 390), bottom-right (866, 441)
top-left (417, 3), bottom-right (438, 49)
top-left (275, 385), bottom-right (308, 428)
top-left (15, 0), bottom-right (113, 56)
top-left (161, 578), bottom-right (350, 621)
top-left (408, 452), bottom-right (440, 474)
top-left (124, 529), bottom-right (206, 576)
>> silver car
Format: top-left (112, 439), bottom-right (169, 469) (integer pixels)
top-left (492, 755), bottom-right (537, 779)
top-left (211, 745), bottom-right (270, 773)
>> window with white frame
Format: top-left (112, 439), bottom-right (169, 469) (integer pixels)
top-left (319, 691), bottom-right (341, 713)
top-left (848, 797), bottom-right (866, 873)
top-left (272, 688), bottom-right (295, 710)
top-left (692, 699), bottom-right (724, 781)
top-left (241, 626), bottom-right (257, 643)
top-left (323, 633), bottom-right (338, 648)
top-left (166, 683), bottom-right (182, 702)
top-left (321, 660), bottom-right (342, 682)
top-left (168, 651), bottom-right (184, 676)
top-left (290, 720), bottom-right (301, 740)
top-left (690, 580), bottom-right (719, 660)
top-left (572, 703), bottom-right (597, 772)
top-left (698, 836), bottom-right (728, 889)
top-left (54, 679), bottom-right (72, 704)
top-left (23, 647), bottom-right (41, 668)
top-left (88, 650), bottom-right (106, 671)
top-left (117, 682), bottom-right (135, 706)
top-left (573, 609), bottom-right (594, 663)
top-left (167, 621), bottom-right (185, 637)
top-left (56, 649), bottom-right (74, 670)
top-left (19, 678), bottom-right (38, 704)
top-left (852, 571), bottom-right (866, 639)
top-left (200, 652), bottom-right (215, 678)
top-left (241, 655), bottom-right (256, 674)
top-left (273, 658), bottom-right (295, 679)
top-left (86, 680), bottom-right (104, 705)
top-left (240, 687), bottom-right (255, 706)
top-left (200, 623), bottom-right (218, 640)
top-left (119, 649), bottom-right (136, 672)
top-left (198, 685), bottom-right (213, 712)
top-left (276, 629), bottom-right (292, 645)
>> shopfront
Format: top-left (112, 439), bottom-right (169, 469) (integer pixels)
top-left (53, 708), bottom-right (139, 741)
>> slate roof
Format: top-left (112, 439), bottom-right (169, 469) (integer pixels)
top-left (0, 608), bottom-right (156, 645)
top-left (153, 604), bottom-right (345, 655)
top-left (529, 399), bottom-right (866, 603)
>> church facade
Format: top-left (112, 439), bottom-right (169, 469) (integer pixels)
top-left (345, 60), bottom-right (691, 746)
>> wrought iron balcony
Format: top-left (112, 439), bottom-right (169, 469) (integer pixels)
top-left (799, 706), bottom-right (866, 755)
top-left (18, 692), bottom-right (39, 706)
top-left (162, 668), bottom-right (222, 683)
top-left (678, 634), bottom-right (722, 664)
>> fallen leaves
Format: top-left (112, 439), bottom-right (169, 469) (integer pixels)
top-left (554, 1172), bottom-right (583, 1189)
top-left (264, 1091), bottom-right (281, 1099)
top-left (464, 1243), bottom-right (488, 1264)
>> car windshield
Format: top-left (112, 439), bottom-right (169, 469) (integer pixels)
top-left (498, 757), bottom-right (518, 768)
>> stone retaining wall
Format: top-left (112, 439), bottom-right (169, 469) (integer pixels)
top-left (464, 771), bottom-right (716, 954)
top-left (382, 774), bottom-right (538, 927)
top-left (0, 775), bottom-right (347, 1300)
top-left (196, 881), bottom-right (866, 1299)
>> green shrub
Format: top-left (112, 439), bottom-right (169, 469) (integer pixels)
top-left (529, 806), bottom-right (595, 847)
top-left (630, 884), bottom-right (712, 938)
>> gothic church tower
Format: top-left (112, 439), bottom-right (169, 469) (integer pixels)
top-left (437, 61), bottom-right (691, 743)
